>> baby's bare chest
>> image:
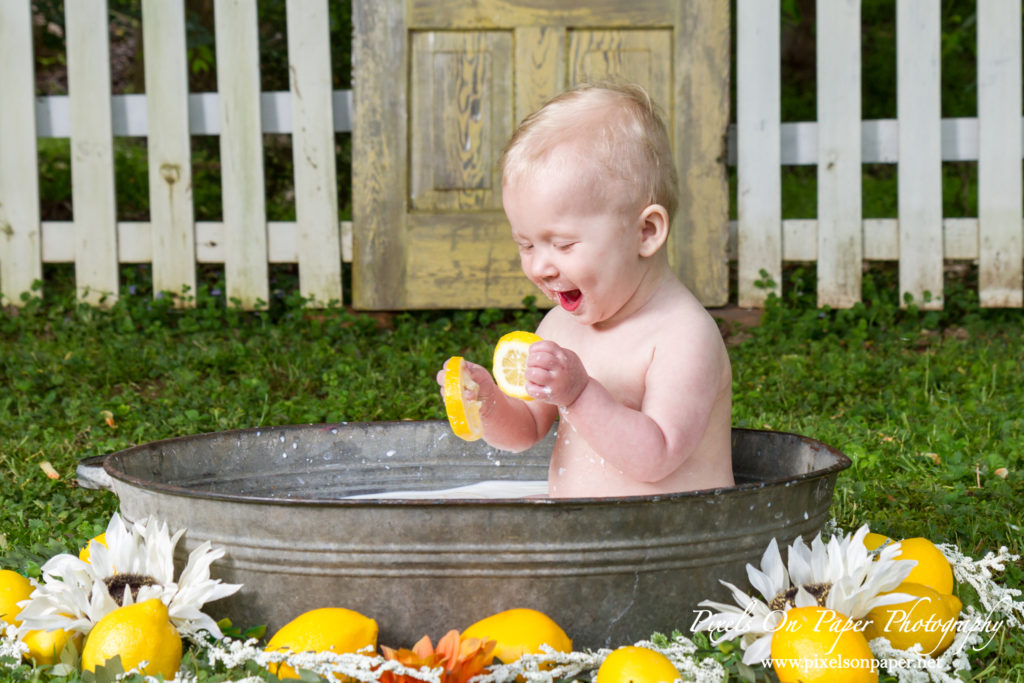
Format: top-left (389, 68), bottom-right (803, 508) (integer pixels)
top-left (569, 336), bottom-right (652, 410)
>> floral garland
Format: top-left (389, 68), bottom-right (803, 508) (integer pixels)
top-left (1, 517), bottom-right (1021, 682)
top-left (197, 633), bottom-right (729, 683)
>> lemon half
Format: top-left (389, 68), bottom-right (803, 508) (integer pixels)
top-left (443, 356), bottom-right (483, 441)
top-left (493, 331), bottom-right (542, 401)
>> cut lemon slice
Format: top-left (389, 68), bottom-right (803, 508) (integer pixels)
top-left (493, 331), bottom-right (542, 401)
top-left (443, 356), bottom-right (483, 441)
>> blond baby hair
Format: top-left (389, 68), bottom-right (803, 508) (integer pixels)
top-left (500, 82), bottom-right (679, 220)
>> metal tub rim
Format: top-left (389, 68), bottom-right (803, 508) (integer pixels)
top-left (79, 422), bottom-right (851, 506)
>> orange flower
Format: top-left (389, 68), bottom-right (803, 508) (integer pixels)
top-left (379, 630), bottom-right (496, 683)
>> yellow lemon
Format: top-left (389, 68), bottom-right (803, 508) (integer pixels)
top-left (21, 628), bottom-right (82, 665)
top-left (596, 646), bottom-right (681, 683)
top-left (81, 598), bottom-right (182, 678)
top-left (462, 608), bottom-right (571, 664)
top-left (0, 569), bottom-right (33, 626)
top-left (863, 582), bottom-right (961, 656)
top-left (264, 607), bottom-right (378, 679)
top-left (863, 532), bottom-right (892, 552)
top-left (891, 538), bottom-right (954, 595)
top-left (443, 356), bottom-right (483, 441)
top-left (770, 606), bottom-right (877, 683)
top-left (493, 331), bottom-right (542, 401)
top-left (78, 533), bottom-right (108, 563)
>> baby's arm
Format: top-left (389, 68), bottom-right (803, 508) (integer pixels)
top-left (525, 338), bottom-right (724, 482)
top-left (437, 358), bottom-right (557, 452)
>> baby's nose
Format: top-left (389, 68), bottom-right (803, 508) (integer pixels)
top-left (527, 250), bottom-right (558, 279)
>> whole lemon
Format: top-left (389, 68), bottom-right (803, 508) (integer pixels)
top-left (0, 569), bottom-right (33, 626)
top-left (81, 598), bottom-right (182, 678)
top-left (78, 533), bottom-right (108, 563)
top-left (891, 538), bottom-right (954, 595)
top-left (863, 582), bottom-right (961, 656)
top-left (770, 606), bottom-right (877, 683)
top-left (264, 607), bottom-right (378, 679)
top-left (596, 646), bottom-right (680, 683)
top-left (862, 532), bottom-right (893, 552)
top-left (21, 628), bottom-right (82, 665)
top-left (462, 608), bottom-right (572, 664)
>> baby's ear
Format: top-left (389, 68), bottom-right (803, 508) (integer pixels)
top-left (637, 204), bottom-right (670, 257)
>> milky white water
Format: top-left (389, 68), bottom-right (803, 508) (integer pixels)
top-left (343, 479), bottom-right (549, 500)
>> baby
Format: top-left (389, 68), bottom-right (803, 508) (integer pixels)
top-left (439, 83), bottom-right (733, 497)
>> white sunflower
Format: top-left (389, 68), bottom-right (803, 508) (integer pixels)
top-left (16, 513), bottom-right (241, 640)
top-left (692, 525), bottom-right (916, 665)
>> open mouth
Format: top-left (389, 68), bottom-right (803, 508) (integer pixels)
top-left (557, 289), bottom-right (582, 312)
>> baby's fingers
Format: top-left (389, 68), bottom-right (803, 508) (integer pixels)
top-left (525, 340), bottom-right (563, 371)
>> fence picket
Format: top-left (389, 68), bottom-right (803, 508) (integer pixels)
top-left (66, 0), bottom-right (119, 306)
top-left (6, 3), bottom-right (1024, 311)
top-left (977, 0), bottom-right (1023, 307)
top-left (736, 0), bottom-right (781, 306)
top-left (215, 0), bottom-right (270, 309)
top-left (816, 0), bottom-right (861, 308)
top-left (287, 0), bottom-right (343, 305)
top-left (0, 0), bottom-right (42, 304)
top-left (897, 0), bottom-right (943, 309)
top-left (141, 0), bottom-right (197, 302)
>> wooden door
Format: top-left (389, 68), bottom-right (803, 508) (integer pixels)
top-left (352, 1), bottom-right (730, 309)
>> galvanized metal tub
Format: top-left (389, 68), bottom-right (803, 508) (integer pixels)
top-left (76, 422), bottom-right (849, 650)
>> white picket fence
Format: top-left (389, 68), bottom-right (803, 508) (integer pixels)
top-left (1, 0), bottom-right (347, 309)
top-left (736, 0), bottom-right (1022, 309)
top-left (1, 0), bottom-right (1022, 309)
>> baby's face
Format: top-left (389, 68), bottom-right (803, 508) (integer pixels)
top-left (503, 165), bottom-right (649, 327)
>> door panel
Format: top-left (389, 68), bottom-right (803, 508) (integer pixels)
top-left (353, 1), bottom-right (729, 309)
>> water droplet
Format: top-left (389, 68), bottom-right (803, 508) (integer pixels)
top-left (282, 452), bottom-right (288, 459)
top-left (292, 442), bottom-right (298, 449)
top-left (803, 511), bottom-right (809, 520)
top-left (386, 450), bottom-right (396, 457)
top-left (280, 435), bottom-right (286, 443)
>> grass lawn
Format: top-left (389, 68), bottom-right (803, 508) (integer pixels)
top-left (1, 264), bottom-right (1022, 681)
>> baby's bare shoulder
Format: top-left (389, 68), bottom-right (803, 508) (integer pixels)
top-left (648, 285), bottom-right (722, 343)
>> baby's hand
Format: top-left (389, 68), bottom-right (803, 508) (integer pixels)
top-left (524, 340), bottom-right (589, 406)
top-left (436, 358), bottom-right (496, 404)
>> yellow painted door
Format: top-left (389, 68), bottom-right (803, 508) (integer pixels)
top-left (352, 0), bottom-right (729, 309)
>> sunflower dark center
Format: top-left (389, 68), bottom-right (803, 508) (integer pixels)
top-left (104, 573), bottom-right (159, 605)
top-left (768, 582), bottom-right (832, 611)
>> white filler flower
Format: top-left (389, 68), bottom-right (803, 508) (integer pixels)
top-left (16, 513), bottom-right (241, 640)
top-left (692, 525), bottom-right (916, 665)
